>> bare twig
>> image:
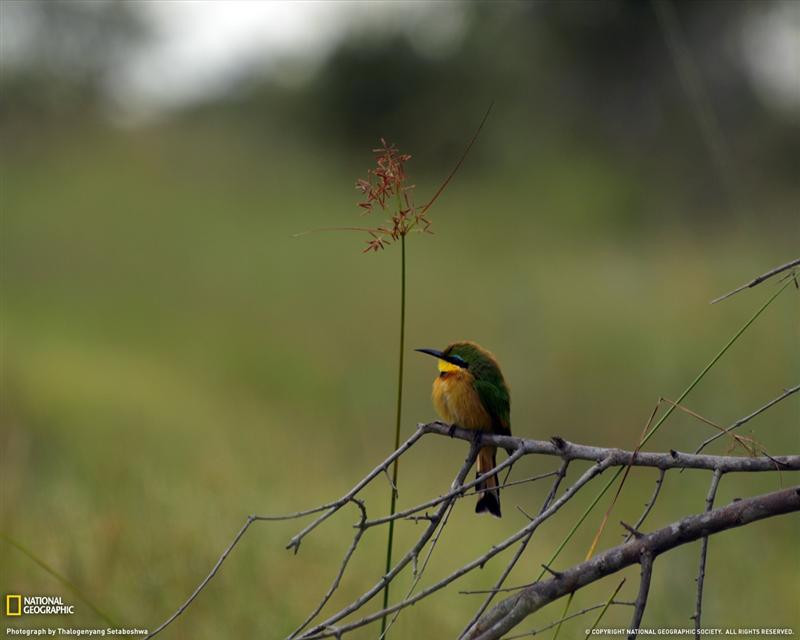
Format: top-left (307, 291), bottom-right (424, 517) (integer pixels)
top-left (144, 515), bottom-right (259, 639)
top-left (379, 498), bottom-right (457, 639)
top-left (286, 427), bottom-right (427, 553)
top-left (504, 600), bottom-right (635, 640)
top-left (298, 457), bottom-right (616, 639)
top-left (364, 443), bottom-right (526, 527)
top-left (422, 423), bottom-right (800, 473)
top-left (628, 552), bottom-right (654, 639)
top-left (299, 441), bottom-right (480, 638)
top-left (693, 385), bottom-right (800, 456)
top-left (625, 469), bottom-right (666, 542)
top-left (143, 266), bottom-right (797, 640)
top-left (492, 469), bottom-right (561, 492)
top-left (146, 427), bottom-right (428, 639)
top-left (459, 460), bottom-right (571, 638)
top-left (710, 257), bottom-right (800, 304)
top-left (466, 486), bottom-right (800, 640)
top-left (540, 461), bottom-right (572, 513)
top-left (691, 469), bottom-right (723, 638)
top-left (289, 499), bottom-right (367, 638)
top-left (147, 417), bottom-right (798, 640)
top-left (659, 396), bottom-right (757, 457)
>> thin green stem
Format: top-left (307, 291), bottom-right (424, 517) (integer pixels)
top-left (1, 532), bottom-right (118, 626)
top-left (640, 280), bottom-right (791, 445)
top-left (381, 232), bottom-right (406, 636)
top-left (584, 578), bottom-right (626, 640)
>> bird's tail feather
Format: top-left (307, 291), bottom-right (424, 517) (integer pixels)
top-left (475, 446), bottom-right (501, 518)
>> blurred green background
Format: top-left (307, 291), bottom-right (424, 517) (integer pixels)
top-left (1, 1), bottom-right (798, 638)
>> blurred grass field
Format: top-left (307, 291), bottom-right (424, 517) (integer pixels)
top-left (1, 118), bottom-right (798, 639)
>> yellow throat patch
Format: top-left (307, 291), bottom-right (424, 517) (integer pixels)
top-left (437, 359), bottom-right (462, 373)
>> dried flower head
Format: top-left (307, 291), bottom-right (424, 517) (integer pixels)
top-left (355, 139), bottom-right (431, 253)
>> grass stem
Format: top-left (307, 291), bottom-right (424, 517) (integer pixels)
top-left (381, 233), bottom-right (406, 636)
top-left (1, 532), bottom-right (118, 626)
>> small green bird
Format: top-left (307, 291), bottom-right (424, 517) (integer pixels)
top-left (416, 341), bottom-right (511, 517)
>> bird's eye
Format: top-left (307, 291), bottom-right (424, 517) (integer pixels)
top-left (452, 356), bottom-right (468, 368)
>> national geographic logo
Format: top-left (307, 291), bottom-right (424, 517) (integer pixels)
top-left (5, 595), bottom-right (21, 616)
top-left (5, 595), bottom-right (75, 616)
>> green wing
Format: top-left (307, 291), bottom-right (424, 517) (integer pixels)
top-left (473, 379), bottom-right (511, 436)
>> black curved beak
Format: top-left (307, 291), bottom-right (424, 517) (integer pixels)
top-left (415, 348), bottom-right (445, 360)
top-left (415, 348), bottom-right (464, 368)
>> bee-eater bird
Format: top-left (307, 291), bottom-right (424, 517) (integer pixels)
top-left (416, 341), bottom-right (511, 517)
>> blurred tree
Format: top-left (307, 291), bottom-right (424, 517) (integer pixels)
top-left (1, 0), bottom-right (796, 220)
top-left (224, 1), bottom-right (798, 196)
top-left (0, 0), bottom-right (150, 123)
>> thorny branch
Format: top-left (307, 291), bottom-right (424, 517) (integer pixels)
top-left (289, 498), bottom-right (367, 639)
top-left (624, 469), bottom-right (666, 543)
top-left (710, 257), bottom-right (800, 304)
top-left (143, 427), bottom-right (427, 639)
top-left (465, 486), bottom-right (800, 640)
top-left (298, 440), bottom-right (480, 639)
top-left (459, 459), bottom-right (571, 638)
top-left (145, 401), bottom-right (798, 640)
top-left (423, 422), bottom-right (800, 472)
top-left (628, 552), bottom-right (654, 639)
top-left (298, 451), bottom-right (618, 640)
top-left (691, 468), bottom-right (723, 639)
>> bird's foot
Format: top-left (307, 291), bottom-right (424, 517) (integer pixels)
top-left (448, 424), bottom-right (458, 438)
top-left (472, 429), bottom-right (484, 447)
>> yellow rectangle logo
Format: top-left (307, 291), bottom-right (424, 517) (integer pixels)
top-left (6, 594), bottom-right (22, 616)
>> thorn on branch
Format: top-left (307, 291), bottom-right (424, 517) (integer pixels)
top-left (541, 563), bottom-right (563, 578)
top-left (287, 538), bottom-right (301, 554)
top-left (516, 505), bottom-right (534, 521)
top-left (479, 546), bottom-right (498, 570)
top-left (404, 512), bottom-right (439, 524)
top-left (620, 521), bottom-right (644, 539)
top-left (383, 467), bottom-right (398, 495)
top-left (669, 449), bottom-right (679, 459)
top-left (551, 436), bottom-right (566, 450)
